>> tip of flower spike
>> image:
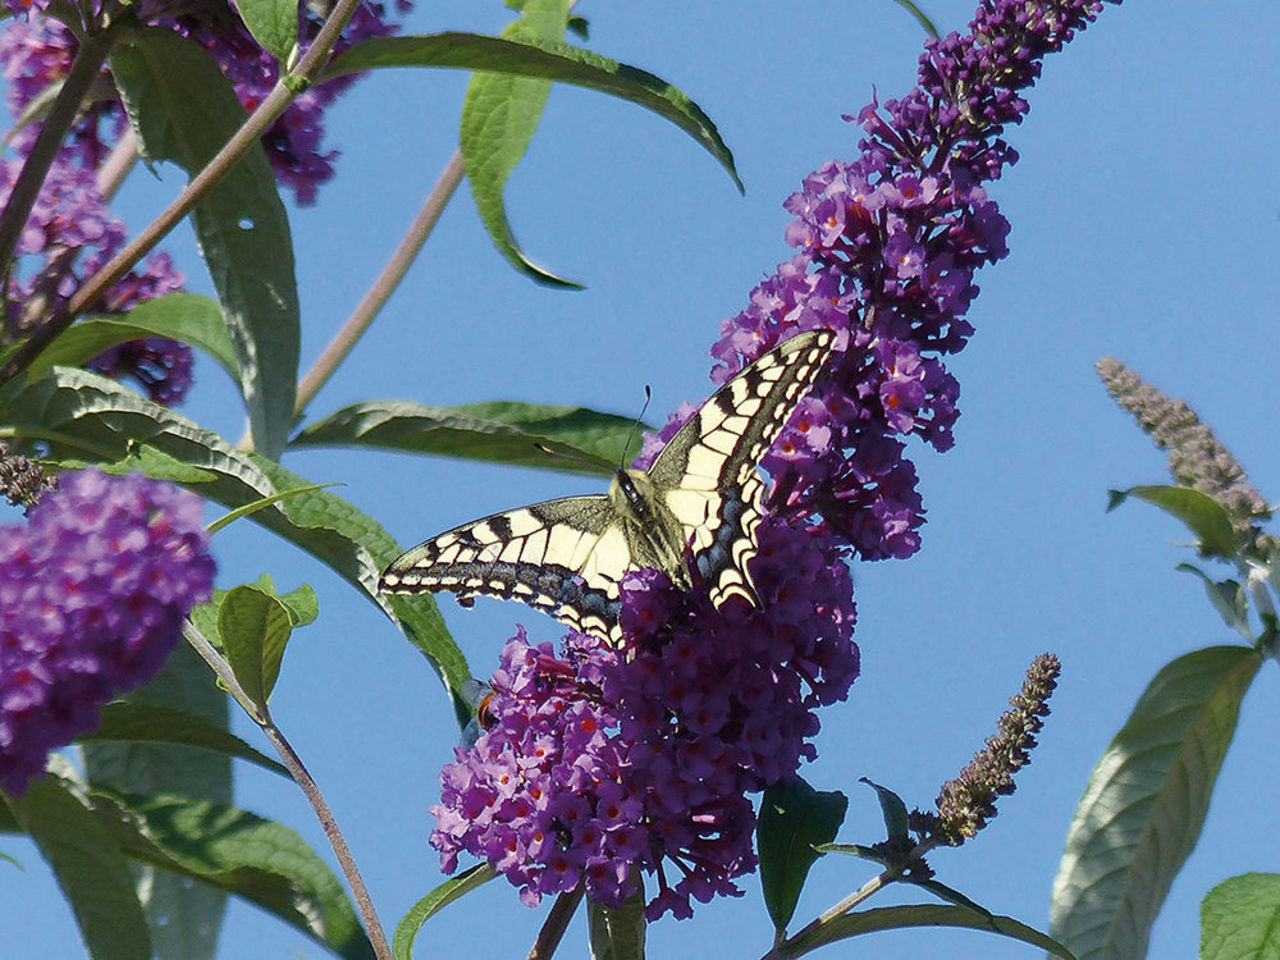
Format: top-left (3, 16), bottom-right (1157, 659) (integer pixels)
top-left (910, 653), bottom-right (1060, 845)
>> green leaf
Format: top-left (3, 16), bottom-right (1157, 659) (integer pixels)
top-left (392, 865), bottom-right (496, 960)
top-left (2, 72), bottom-right (65, 152)
top-left (188, 592), bottom-right (227, 651)
top-left (219, 584), bottom-right (296, 712)
top-left (81, 701), bottom-right (289, 778)
top-left (92, 791), bottom-right (374, 960)
top-left (64, 442), bottom-right (219, 483)
top-left (1175, 563), bottom-right (1251, 638)
top-left (0, 790), bottom-right (19, 832)
top-left (758, 777), bottom-right (848, 935)
top-left (1108, 485), bottom-right (1237, 560)
top-left (1049, 645), bottom-right (1263, 960)
top-left (249, 455), bottom-right (472, 725)
top-left (208, 574), bottom-right (316, 630)
top-left (82, 643), bottom-right (233, 960)
top-left (461, 1), bottom-right (577, 286)
top-left (778, 904), bottom-right (1075, 959)
top-left (1, 368), bottom-right (471, 719)
top-left (205, 481), bottom-right (341, 534)
top-left (278, 581), bottom-right (319, 627)
top-left (26, 294), bottom-right (238, 384)
top-left (1201, 873), bottom-right (1280, 960)
top-left (815, 842), bottom-right (887, 863)
top-left (889, 0), bottom-right (941, 37)
top-left (588, 888), bottom-right (647, 960)
top-left (859, 777), bottom-right (910, 839)
top-left (9, 778), bottom-right (151, 960)
top-left (325, 32), bottom-right (740, 192)
top-left (231, 0), bottom-right (298, 62)
top-left (291, 399), bottom-right (647, 478)
top-left (907, 878), bottom-right (994, 918)
top-left (111, 28), bottom-right (299, 458)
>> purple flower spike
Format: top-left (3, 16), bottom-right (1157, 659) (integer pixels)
top-left (433, 0), bottom-right (1119, 923)
top-left (0, 470), bottom-right (215, 794)
top-left (710, 0), bottom-right (1117, 562)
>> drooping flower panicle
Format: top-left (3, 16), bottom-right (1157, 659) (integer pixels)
top-left (0, 470), bottom-right (215, 794)
top-left (706, 0), bottom-right (1114, 562)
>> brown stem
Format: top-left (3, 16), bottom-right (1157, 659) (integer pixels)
top-left (95, 125), bottom-right (139, 202)
top-left (256, 715), bottom-right (393, 960)
top-left (294, 149), bottom-right (465, 419)
top-left (183, 623), bottom-right (393, 960)
top-left (528, 887), bottom-right (585, 960)
top-left (0, 26), bottom-right (118, 282)
top-left (0, 0), bottom-right (367, 389)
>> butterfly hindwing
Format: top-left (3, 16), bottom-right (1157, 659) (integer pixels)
top-left (647, 329), bottom-right (834, 608)
top-left (381, 496), bottom-right (628, 641)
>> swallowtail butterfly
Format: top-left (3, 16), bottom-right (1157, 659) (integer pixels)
top-left (380, 329), bottom-right (834, 645)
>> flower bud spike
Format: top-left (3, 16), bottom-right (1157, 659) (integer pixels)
top-left (911, 653), bottom-right (1061, 846)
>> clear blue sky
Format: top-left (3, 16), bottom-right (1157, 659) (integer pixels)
top-left (6, 1), bottom-right (1280, 957)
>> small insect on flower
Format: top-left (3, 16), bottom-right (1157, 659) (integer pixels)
top-left (458, 678), bottom-right (499, 747)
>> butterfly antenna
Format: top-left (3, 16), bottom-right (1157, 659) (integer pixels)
top-left (616, 384), bottom-right (653, 469)
top-left (532, 386), bottom-right (653, 472)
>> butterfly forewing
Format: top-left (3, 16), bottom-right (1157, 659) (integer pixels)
top-left (646, 329), bottom-right (835, 608)
top-left (380, 329), bottom-right (835, 644)
top-left (381, 496), bottom-right (627, 642)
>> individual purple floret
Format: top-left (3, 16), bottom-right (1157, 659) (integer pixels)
top-left (0, 470), bottom-right (215, 794)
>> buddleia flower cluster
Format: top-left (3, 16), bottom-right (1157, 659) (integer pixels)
top-left (0, 469), bottom-right (216, 795)
top-left (433, 521), bottom-right (857, 919)
top-left (0, 0), bottom-right (410, 402)
top-left (704, 0), bottom-right (1116, 560)
top-left (433, 0), bottom-right (1119, 921)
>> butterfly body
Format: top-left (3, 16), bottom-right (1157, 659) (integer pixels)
top-left (381, 329), bottom-right (835, 645)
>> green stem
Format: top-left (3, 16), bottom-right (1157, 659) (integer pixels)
top-left (0, 26), bottom-right (119, 286)
top-left (764, 838), bottom-right (941, 960)
top-left (529, 887), bottom-right (585, 960)
top-left (294, 149), bottom-right (465, 419)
